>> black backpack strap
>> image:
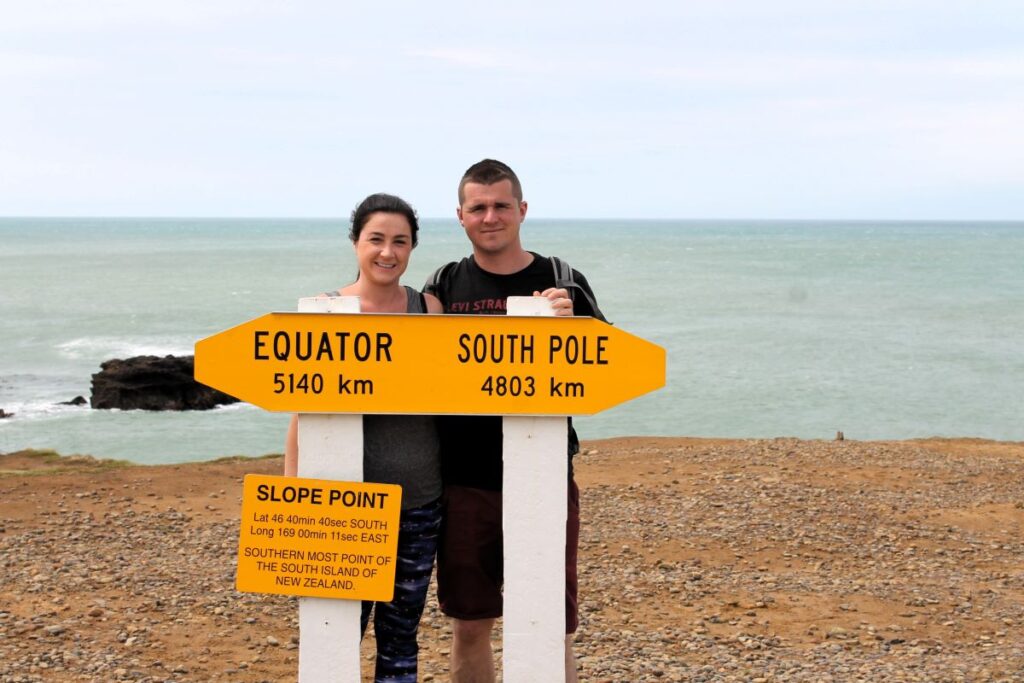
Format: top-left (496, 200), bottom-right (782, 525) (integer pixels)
top-left (424, 261), bottom-right (457, 299)
top-left (551, 255), bottom-right (573, 290)
top-left (549, 256), bottom-right (607, 322)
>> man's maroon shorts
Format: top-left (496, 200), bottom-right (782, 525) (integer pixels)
top-left (436, 480), bottom-right (580, 634)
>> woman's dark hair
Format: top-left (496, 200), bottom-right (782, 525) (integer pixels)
top-left (349, 193), bottom-right (420, 246)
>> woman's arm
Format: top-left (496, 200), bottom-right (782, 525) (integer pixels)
top-left (284, 414), bottom-right (298, 476)
top-left (424, 291), bottom-right (444, 314)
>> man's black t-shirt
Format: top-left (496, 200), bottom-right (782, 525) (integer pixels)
top-left (424, 252), bottom-right (602, 491)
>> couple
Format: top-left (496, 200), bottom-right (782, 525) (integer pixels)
top-left (285, 159), bottom-right (603, 683)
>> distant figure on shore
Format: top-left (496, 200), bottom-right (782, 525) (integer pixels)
top-left (424, 159), bottom-right (605, 682)
top-left (284, 193), bottom-right (443, 683)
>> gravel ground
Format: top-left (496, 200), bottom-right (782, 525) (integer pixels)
top-left (1, 437), bottom-right (1022, 682)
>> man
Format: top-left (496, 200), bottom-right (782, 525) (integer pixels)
top-left (424, 159), bottom-right (604, 682)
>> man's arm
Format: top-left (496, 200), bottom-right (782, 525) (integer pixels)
top-left (536, 267), bottom-right (606, 320)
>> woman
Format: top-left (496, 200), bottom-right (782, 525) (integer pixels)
top-left (284, 193), bottom-right (443, 683)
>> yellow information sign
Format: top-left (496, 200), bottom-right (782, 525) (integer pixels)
top-left (195, 313), bottom-right (665, 415)
top-left (236, 475), bottom-right (402, 601)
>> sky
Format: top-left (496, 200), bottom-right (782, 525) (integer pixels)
top-left (2, 1), bottom-right (1022, 219)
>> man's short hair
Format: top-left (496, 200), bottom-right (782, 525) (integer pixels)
top-left (458, 159), bottom-right (523, 203)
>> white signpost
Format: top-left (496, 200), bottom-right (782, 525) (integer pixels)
top-left (294, 296), bottom-right (569, 681)
top-left (197, 295), bottom-right (666, 681)
top-left (288, 296), bottom-right (573, 679)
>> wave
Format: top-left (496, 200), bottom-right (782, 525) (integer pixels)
top-left (0, 399), bottom-right (91, 423)
top-left (207, 401), bottom-right (257, 413)
top-left (56, 335), bottom-right (195, 360)
top-left (0, 399), bottom-right (260, 425)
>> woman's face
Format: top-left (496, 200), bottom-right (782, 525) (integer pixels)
top-left (354, 212), bottom-right (414, 286)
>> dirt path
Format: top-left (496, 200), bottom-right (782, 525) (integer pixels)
top-left (1, 437), bottom-right (1022, 682)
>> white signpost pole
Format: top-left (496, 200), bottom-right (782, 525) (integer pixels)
top-left (295, 295), bottom-right (363, 683)
top-left (503, 296), bottom-right (567, 681)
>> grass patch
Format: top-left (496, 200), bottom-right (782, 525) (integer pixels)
top-left (209, 453), bottom-right (283, 464)
top-left (0, 449), bottom-right (134, 476)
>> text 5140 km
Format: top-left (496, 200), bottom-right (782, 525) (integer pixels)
top-left (273, 372), bottom-right (373, 395)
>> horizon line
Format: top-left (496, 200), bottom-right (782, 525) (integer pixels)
top-left (2, 215), bottom-right (1023, 223)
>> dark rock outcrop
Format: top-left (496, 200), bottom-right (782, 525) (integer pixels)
top-left (90, 355), bottom-right (239, 411)
top-left (0, 409), bottom-right (12, 419)
top-left (59, 396), bottom-right (88, 406)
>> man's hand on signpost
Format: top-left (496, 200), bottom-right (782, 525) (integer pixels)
top-left (534, 288), bottom-right (574, 316)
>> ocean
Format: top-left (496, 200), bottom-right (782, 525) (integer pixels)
top-left (1, 218), bottom-right (1022, 464)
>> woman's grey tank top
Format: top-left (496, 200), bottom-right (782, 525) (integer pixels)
top-left (330, 286), bottom-right (441, 509)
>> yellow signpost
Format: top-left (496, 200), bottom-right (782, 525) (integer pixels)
top-left (194, 312), bottom-right (665, 415)
top-left (202, 300), bottom-right (667, 682)
top-left (237, 475), bottom-right (402, 601)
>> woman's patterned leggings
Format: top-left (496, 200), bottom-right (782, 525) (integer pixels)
top-left (360, 498), bottom-right (442, 682)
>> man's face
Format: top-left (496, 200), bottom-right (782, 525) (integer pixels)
top-left (457, 179), bottom-right (527, 256)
